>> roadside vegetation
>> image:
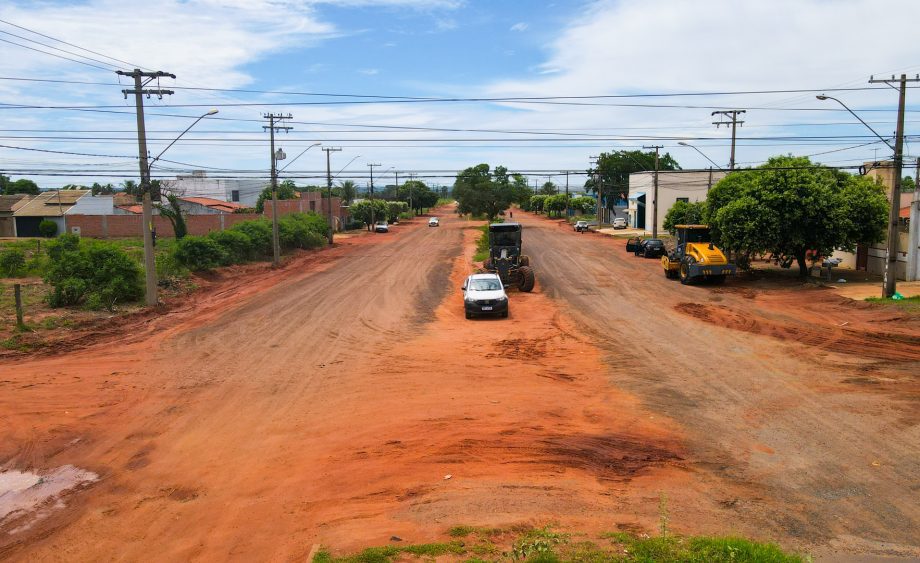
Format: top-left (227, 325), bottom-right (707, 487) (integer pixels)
top-left (865, 295), bottom-right (920, 312)
top-left (0, 211), bottom-right (332, 348)
top-left (314, 525), bottom-right (805, 563)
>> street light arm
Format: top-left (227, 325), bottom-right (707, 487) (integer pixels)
top-left (816, 95), bottom-right (895, 151)
top-left (333, 155), bottom-right (362, 179)
top-left (279, 142), bottom-right (321, 172)
top-left (148, 109), bottom-right (218, 168)
top-left (678, 141), bottom-right (724, 171)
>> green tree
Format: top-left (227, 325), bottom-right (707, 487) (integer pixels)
top-left (586, 150), bottom-right (681, 202)
top-left (349, 199), bottom-right (388, 229)
top-left (3, 178), bottom-right (40, 195)
top-left (663, 200), bottom-right (706, 234)
top-left (539, 181), bottom-right (558, 195)
top-left (544, 193), bottom-right (569, 217)
top-left (708, 155), bottom-right (888, 276)
top-left (452, 163), bottom-right (519, 221)
top-left (337, 180), bottom-right (357, 204)
top-left (255, 182), bottom-right (297, 213)
top-left (529, 194), bottom-right (547, 213)
top-left (120, 180), bottom-right (139, 195)
top-left (903, 175), bottom-right (916, 192)
top-left (570, 196), bottom-right (596, 214)
top-left (156, 193), bottom-right (188, 239)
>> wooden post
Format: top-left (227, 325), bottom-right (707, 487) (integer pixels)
top-left (14, 283), bottom-right (25, 330)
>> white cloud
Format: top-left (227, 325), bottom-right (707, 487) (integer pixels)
top-left (509, 22), bottom-right (528, 32)
top-left (358, 68), bottom-right (380, 75)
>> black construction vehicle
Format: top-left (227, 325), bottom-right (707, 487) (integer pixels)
top-left (483, 222), bottom-right (536, 292)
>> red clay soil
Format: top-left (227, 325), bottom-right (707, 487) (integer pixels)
top-left (1, 208), bottom-right (918, 561)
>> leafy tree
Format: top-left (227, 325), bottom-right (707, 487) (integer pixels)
top-left (903, 175), bottom-right (916, 192)
top-left (538, 181), bottom-right (558, 195)
top-left (349, 199), bottom-right (388, 229)
top-left (90, 182), bottom-right (115, 195)
top-left (570, 196), bottom-right (596, 214)
top-left (255, 182), bottom-right (297, 213)
top-left (529, 194), bottom-right (547, 213)
top-left (386, 201), bottom-right (409, 222)
top-left (663, 200), bottom-right (706, 234)
top-left (121, 180), bottom-right (139, 195)
top-left (337, 180), bottom-right (357, 204)
top-left (708, 155), bottom-right (888, 276)
top-left (3, 178), bottom-right (40, 195)
top-left (156, 193), bottom-right (188, 239)
top-left (453, 164), bottom-right (518, 221)
top-left (585, 150), bottom-right (680, 203)
top-left (545, 193), bottom-right (569, 217)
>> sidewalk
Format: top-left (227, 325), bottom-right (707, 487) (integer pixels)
top-left (829, 280), bottom-right (920, 300)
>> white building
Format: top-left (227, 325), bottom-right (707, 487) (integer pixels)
top-left (627, 170), bottom-right (726, 233)
top-left (161, 171), bottom-right (268, 207)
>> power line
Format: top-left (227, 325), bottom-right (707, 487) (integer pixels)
top-left (0, 37), bottom-right (116, 72)
top-left (0, 17), bottom-right (145, 70)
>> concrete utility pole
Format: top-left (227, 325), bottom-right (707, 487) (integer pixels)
top-left (907, 158), bottom-right (920, 282)
top-left (323, 147), bottom-right (342, 245)
top-left (565, 170), bottom-right (570, 219)
top-left (117, 68), bottom-right (175, 307)
top-left (712, 109), bottom-right (746, 170)
top-left (869, 74), bottom-right (919, 296)
top-left (263, 113), bottom-right (292, 267)
top-left (643, 146), bottom-right (663, 238)
top-left (367, 163), bottom-right (381, 230)
top-left (589, 156), bottom-right (600, 227)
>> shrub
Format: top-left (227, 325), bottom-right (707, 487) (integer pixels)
top-left (47, 233), bottom-right (80, 261)
top-left (173, 236), bottom-right (228, 271)
top-left (44, 239), bottom-right (143, 309)
top-left (38, 219), bottom-right (59, 238)
top-left (230, 219), bottom-right (273, 257)
top-left (208, 229), bottom-right (254, 264)
top-left (0, 249), bottom-right (26, 277)
top-left (279, 213), bottom-right (328, 250)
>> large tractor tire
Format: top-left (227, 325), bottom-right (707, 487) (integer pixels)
top-left (679, 256), bottom-right (696, 285)
top-left (518, 266), bottom-right (536, 292)
top-left (519, 255), bottom-right (530, 267)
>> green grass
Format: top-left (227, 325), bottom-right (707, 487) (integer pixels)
top-left (313, 541), bottom-right (464, 563)
top-left (865, 295), bottom-right (920, 312)
top-left (315, 528), bottom-right (804, 563)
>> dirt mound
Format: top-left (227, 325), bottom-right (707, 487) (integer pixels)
top-left (674, 302), bottom-right (920, 361)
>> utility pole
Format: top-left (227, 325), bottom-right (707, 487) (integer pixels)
top-left (263, 113), bottom-right (292, 267)
top-left (712, 109), bottom-right (746, 170)
top-left (643, 145), bottom-right (663, 238)
top-left (117, 68), bottom-right (175, 307)
top-left (323, 147), bottom-right (342, 245)
top-left (565, 170), bottom-right (570, 219)
top-left (869, 74), bottom-right (919, 296)
top-left (589, 156), bottom-right (599, 227)
top-left (367, 163), bottom-right (381, 230)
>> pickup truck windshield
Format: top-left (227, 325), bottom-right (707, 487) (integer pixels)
top-left (470, 280), bottom-right (502, 291)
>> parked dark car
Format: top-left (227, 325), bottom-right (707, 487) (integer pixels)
top-left (635, 238), bottom-right (666, 258)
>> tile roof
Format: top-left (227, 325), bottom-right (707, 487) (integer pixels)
top-left (180, 196), bottom-right (245, 213)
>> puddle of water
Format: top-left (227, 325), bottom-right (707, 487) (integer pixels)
top-left (0, 465), bottom-right (98, 527)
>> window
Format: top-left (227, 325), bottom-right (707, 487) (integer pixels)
top-left (676, 197), bottom-right (689, 203)
top-left (231, 190), bottom-right (240, 202)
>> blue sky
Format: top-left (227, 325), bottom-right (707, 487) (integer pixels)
top-left (1, 0), bottom-right (919, 191)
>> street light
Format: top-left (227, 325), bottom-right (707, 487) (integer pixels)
top-left (142, 108), bottom-right (219, 306)
top-left (817, 94), bottom-right (902, 298)
top-left (678, 141), bottom-right (724, 171)
top-left (815, 95), bottom-right (894, 150)
top-left (278, 142), bottom-right (321, 173)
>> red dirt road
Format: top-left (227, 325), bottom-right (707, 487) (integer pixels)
top-left (1, 209), bottom-right (918, 560)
